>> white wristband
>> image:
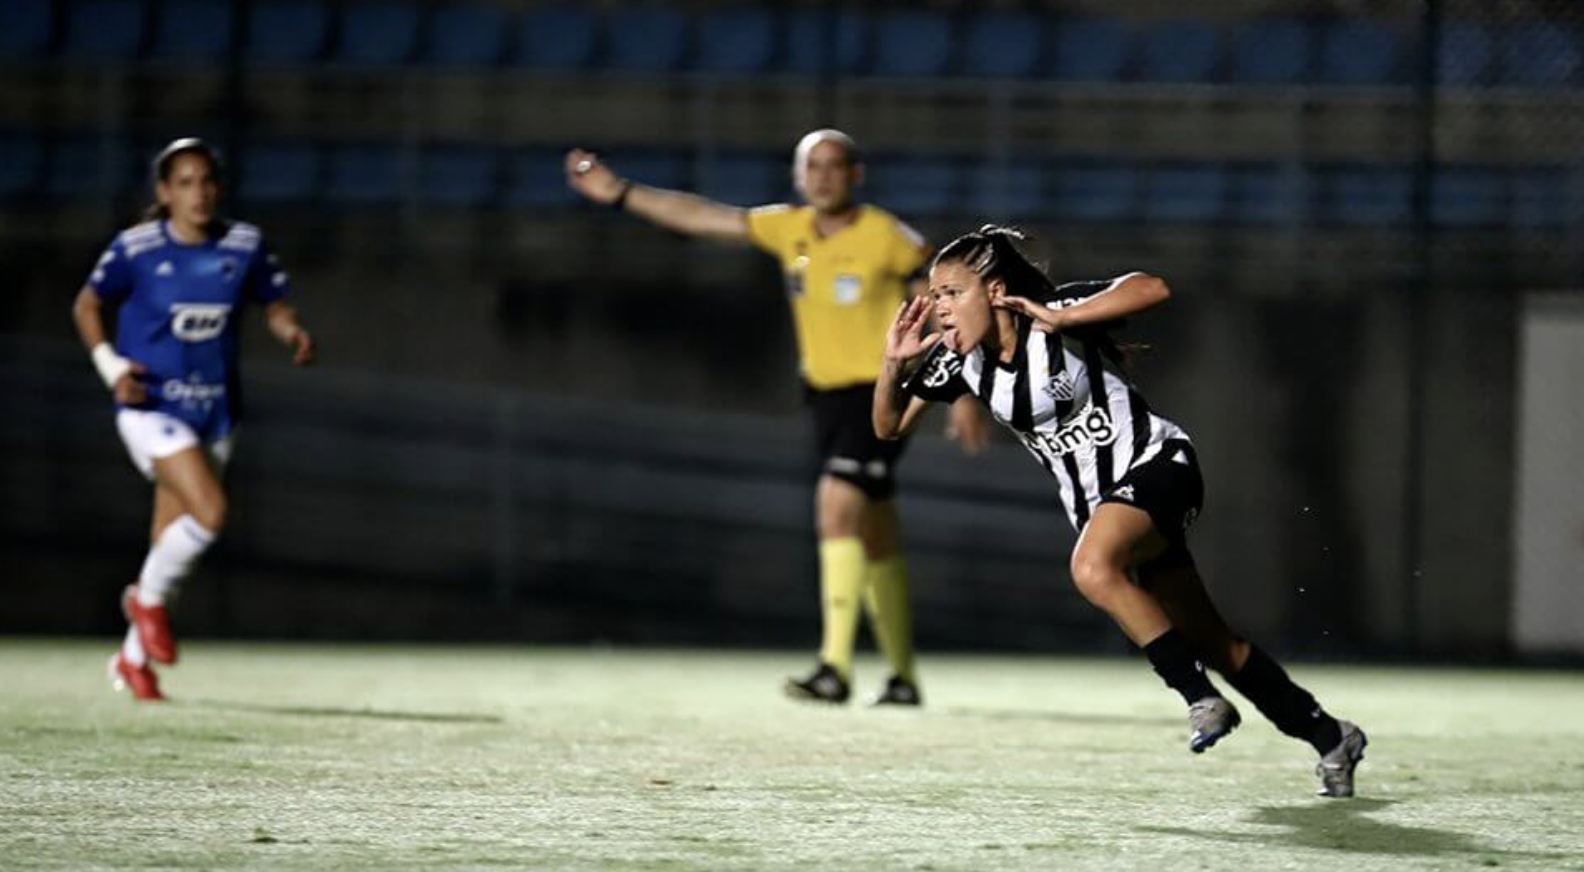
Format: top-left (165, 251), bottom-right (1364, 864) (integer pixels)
top-left (90, 342), bottom-right (131, 390)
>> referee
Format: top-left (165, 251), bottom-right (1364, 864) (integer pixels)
top-left (566, 131), bottom-right (987, 705)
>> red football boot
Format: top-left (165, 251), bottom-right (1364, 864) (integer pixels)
top-left (122, 584), bottom-right (177, 665)
top-left (109, 651), bottom-right (165, 702)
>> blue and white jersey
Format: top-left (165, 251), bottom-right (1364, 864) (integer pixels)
top-left (88, 220), bottom-right (291, 440)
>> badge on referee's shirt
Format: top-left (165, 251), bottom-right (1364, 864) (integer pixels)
top-left (834, 273), bottom-right (861, 305)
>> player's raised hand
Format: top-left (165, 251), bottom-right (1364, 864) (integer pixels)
top-left (993, 294), bottom-right (1065, 334)
top-left (113, 361), bottom-right (149, 406)
top-left (564, 149), bottom-right (627, 205)
top-left (885, 297), bottom-right (940, 363)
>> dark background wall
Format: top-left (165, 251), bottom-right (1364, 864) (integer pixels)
top-left (1, 0), bottom-right (1580, 658)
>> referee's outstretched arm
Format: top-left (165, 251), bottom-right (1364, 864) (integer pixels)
top-left (565, 148), bottom-right (749, 243)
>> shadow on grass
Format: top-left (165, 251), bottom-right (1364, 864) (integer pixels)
top-left (183, 699), bottom-right (503, 724)
top-left (940, 706), bottom-right (1179, 728)
top-left (1140, 798), bottom-right (1571, 862)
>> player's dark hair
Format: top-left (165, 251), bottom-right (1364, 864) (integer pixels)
top-left (932, 225), bottom-right (1141, 370)
top-left (143, 138), bottom-right (223, 221)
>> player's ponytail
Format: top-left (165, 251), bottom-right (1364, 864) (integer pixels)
top-left (932, 225), bottom-right (1142, 371)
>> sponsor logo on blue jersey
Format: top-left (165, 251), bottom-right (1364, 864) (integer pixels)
top-left (170, 303), bottom-right (232, 343)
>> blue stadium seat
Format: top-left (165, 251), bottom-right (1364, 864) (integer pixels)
top-left (962, 12), bottom-right (1043, 79)
top-left (1050, 18), bottom-right (1131, 82)
top-left (327, 144), bottom-right (403, 203)
top-left (0, 0), bottom-right (54, 57)
top-left (1500, 21), bottom-right (1582, 87)
top-left (1142, 165), bottom-right (1228, 223)
top-left (610, 152), bottom-right (689, 191)
top-left (62, 0), bottom-right (146, 60)
top-left (425, 3), bottom-right (509, 66)
top-left (967, 160), bottom-right (1048, 219)
top-left (786, 9), bottom-right (868, 75)
top-left (1054, 163), bottom-right (1139, 222)
top-left (504, 148), bottom-right (578, 208)
top-left (863, 156), bottom-right (956, 218)
top-left (694, 7), bottom-right (777, 74)
top-left (697, 153), bottom-right (783, 206)
top-left (337, 1), bottom-right (421, 65)
top-left (46, 136), bottom-right (139, 199)
top-left (0, 134), bottom-right (44, 196)
top-left (1437, 21), bottom-right (1493, 86)
top-left (605, 5), bottom-right (688, 72)
top-left (240, 142), bottom-right (319, 202)
top-left (870, 10), bottom-right (953, 78)
top-left (1321, 166), bottom-right (1412, 226)
top-left (150, 0), bottom-right (231, 60)
top-left (1317, 21), bottom-right (1403, 85)
top-left (247, 0), bottom-right (329, 62)
top-left (420, 146), bottom-right (499, 205)
top-left (1138, 20), bottom-right (1221, 83)
top-left (1430, 166), bottom-right (1503, 228)
top-left (1229, 164), bottom-right (1311, 225)
top-left (1509, 168), bottom-right (1571, 229)
top-left (517, 4), bottom-right (598, 70)
top-left (1230, 19), bottom-right (1313, 84)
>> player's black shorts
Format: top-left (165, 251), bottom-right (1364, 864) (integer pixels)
top-left (1099, 438), bottom-right (1203, 570)
top-left (806, 382), bottom-right (907, 501)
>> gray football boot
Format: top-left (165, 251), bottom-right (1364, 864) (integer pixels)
top-left (1187, 696), bottom-right (1242, 753)
top-left (1316, 720), bottom-right (1368, 798)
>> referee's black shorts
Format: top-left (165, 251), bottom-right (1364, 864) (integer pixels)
top-left (806, 382), bottom-right (907, 501)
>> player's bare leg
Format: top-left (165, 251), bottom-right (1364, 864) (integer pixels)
top-left (120, 448), bottom-right (224, 671)
top-left (1073, 503), bottom-right (1238, 752)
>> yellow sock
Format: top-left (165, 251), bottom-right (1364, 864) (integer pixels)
top-left (863, 555), bottom-right (916, 683)
top-left (817, 537), bottom-right (866, 680)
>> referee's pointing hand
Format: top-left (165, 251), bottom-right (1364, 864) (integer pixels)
top-left (564, 149), bottom-right (627, 205)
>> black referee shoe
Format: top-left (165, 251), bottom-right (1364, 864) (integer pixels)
top-left (783, 662), bottom-right (850, 704)
top-left (868, 675), bottom-right (922, 707)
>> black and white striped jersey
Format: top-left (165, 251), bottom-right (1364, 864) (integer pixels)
top-left (902, 280), bottom-right (1189, 532)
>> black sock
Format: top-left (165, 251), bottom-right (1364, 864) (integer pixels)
top-left (1143, 629), bottom-right (1219, 705)
top-left (1226, 645), bottom-right (1342, 755)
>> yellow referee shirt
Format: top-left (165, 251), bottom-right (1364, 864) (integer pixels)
top-left (746, 204), bottom-right (929, 391)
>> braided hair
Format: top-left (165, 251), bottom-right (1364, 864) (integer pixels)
top-left (931, 225), bottom-right (1141, 371)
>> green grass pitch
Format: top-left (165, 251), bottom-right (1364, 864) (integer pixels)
top-left (2, 640), bottom-right (1581, 871)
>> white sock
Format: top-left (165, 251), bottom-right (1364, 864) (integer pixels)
top-left (136, 515), bottom-right (216, 607)
top-left (122, 626), bottom-right (146, 667)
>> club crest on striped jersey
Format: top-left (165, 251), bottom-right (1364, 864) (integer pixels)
top-left (1044, 370), bottom-right (1075, 402)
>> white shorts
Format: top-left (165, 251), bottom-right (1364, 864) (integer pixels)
top-left (115, 409), bottom-right (235, 481)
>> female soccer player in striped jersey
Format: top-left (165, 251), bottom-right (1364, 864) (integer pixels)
top-left (874, 226), bottom-right (1367, 797)
top-left (70, 138), bottom-right (316, 701)
top-left (566, 131), bottom-right (989, 706)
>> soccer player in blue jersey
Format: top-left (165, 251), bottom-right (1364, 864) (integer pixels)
top-left (70, 138), bottom-right (316, 701)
